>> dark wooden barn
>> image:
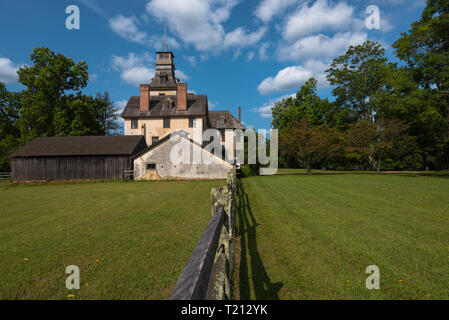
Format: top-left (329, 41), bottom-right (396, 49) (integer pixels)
top-left (11, 136), bottom-right (147, 182)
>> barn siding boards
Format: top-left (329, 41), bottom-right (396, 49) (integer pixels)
top-left (11, 136), bottom-right (147, 182)
top-left (11, 155), bottom-right (131, 182)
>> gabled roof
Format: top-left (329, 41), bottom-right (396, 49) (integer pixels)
top-left (11, 136), bottom-right (147, 158)
top-left (208, 110), bottom-right (244, 130)
top-left (132, 131), bottom-right (233, 166)
top-left (121, 95), bottom-right (208, 118)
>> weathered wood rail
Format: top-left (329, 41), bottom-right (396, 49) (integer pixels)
top-left (0, 172), bottom-right (11, 181)
top-left (170, 168), bottom-right (236, 300)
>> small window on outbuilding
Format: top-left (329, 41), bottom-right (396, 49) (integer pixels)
top-left (131, 119), bottom-right (138, 129)
top-left (146, 163), bottom-right (156, 170)
top-left (152, 137), bottom-right (159, 144)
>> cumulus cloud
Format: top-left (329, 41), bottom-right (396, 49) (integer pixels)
top-left (278, 31), bottom-right (367, 61)
top-left (0, 57), bottom-right (20, 84)
top-left (223, 26), bottom-right (268, 48)
top-left (257, 60), bottom-right (328, 95)
top-left (255, 0), bottom-right (299, 23)
top-left (146, 0), bottom-right (265, 52)
top-left (112, 52), bottom-right (155, 86)
top-left (253, 93), bottom-right (296, 118)
top-left (109, 15), bottom-right (149, 45)
top-left (284, 0), bottom-right (360, 41)
top-left (258, 0), bottom-right (369, 96)
top-left (247, 51), bottom-right (255, 62)
top-left (109, 14), bottom-right (179, 49)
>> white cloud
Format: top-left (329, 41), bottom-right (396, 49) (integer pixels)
top-left (247, 51), bottom-right (255, 62)
top-left (183, 55), bottom-right (198, 68)
top-left (278, 31), bottom-right (367, 61)
top-left (109, 15), bottom-right (174, 49)
top-left (284, 0), bottom-right (359, 41)
top-left (146, 0), bottom-right (265, 52)
top-left (259, 42), bottom-right (270, 60)
top-left (109, 15), bottom-right (149, 45)
top-left (146, 0), bottom-right (229, 51)
top-left (253, 93), bottom-right (296, 118)
top-left (223, 26), bottom-right (268, 48)
top-left (79, 0), bottom-right (108, 18)
top-left (255, 0), bottom-right (299, 23)
top-left (257, 60), bottom-right (328, 95)
top-left (0, 58), bottom-right (20, 84)
top-left (112, 52), bottom-right (155, 86)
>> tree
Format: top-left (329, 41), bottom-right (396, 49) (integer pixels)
top-left (279, 117), bottom-right (321, 174)
top-left (344, 119), bottom-right (413, 172)
top-left (393, 0), bottom-right (449, 169)
top-left (272, 78), bottom-right (340, 131)
top-left (0, 83), bottom-right (20, 171)
top-left (326, 40), bottom-right (391, 121)
top-left (373, 67), bottom-right (447, 170)
top-left (17, 47), bottom-right (89, 141)
top-left (95, 92), bottom-right (121, 135)
top-left (313, 125), bottom-right (344, 170)
top-left (393, 0), bottom-right (449, 105)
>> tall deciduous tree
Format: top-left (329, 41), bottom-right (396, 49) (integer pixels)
top-left (95, 92), bottom-right (121, 136)
top-left (0, 83), bottom-right (20, 171)
top-left (344, 119), bottom-right (413, 172)
top-left (279, 117), bottom-right (321, 174)
top-left (326, 40), bottom-right (390, 121)
top-left (272, 78), bottom-right (338, 131)
top-left (16, 47), bottom-right (107, 141)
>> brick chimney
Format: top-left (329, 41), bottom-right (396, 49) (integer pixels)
top-left (238, 106), bottom-right (242, 123)
top-left (140, 84), bottom-right (150, 112)
top-left (177, 83), bottom-right (187, 111)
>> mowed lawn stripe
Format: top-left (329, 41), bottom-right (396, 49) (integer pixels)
top-left (235, 174), bottom-right (449, 299)
top-left (0, 180), bottom-right (224, 299)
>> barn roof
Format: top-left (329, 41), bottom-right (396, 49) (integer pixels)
top-left (11, 136), bottom-right (147, 157)
top-left (121, 95), bottom-right (208, 118)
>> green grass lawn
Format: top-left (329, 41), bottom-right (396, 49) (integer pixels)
top-left (0, 180), bottom-right (223, 300)
top-left (234, 173), bottom-right (449, 299)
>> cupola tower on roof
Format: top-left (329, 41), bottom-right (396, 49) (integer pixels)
top-left (151, 51), bottom-right (178, 89)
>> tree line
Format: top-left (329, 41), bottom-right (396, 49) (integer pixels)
top-left (274, 1), bottom-right (449, 173)
top-left (0, 47), bottom-right (120, 171)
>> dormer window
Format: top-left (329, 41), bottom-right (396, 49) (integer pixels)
top-left (219, 117), bottom-right (226, 125)
top-left (164, 98), bottom-right (173, 109)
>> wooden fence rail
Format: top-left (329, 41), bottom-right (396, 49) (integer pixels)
top-left (169, 168), bottom-right (236, 300)
top-left (0, 172), bottom-right (11, 181)
top-left (122, 170), bottom-right (134, 180)
top-left (170, 205), bottom-right (226, 300)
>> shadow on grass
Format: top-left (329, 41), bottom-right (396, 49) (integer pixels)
top-left (236, 179), bottom-right (283, 300)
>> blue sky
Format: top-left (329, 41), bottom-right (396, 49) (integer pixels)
top-left (0, 0), bottom-right (426, 130)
